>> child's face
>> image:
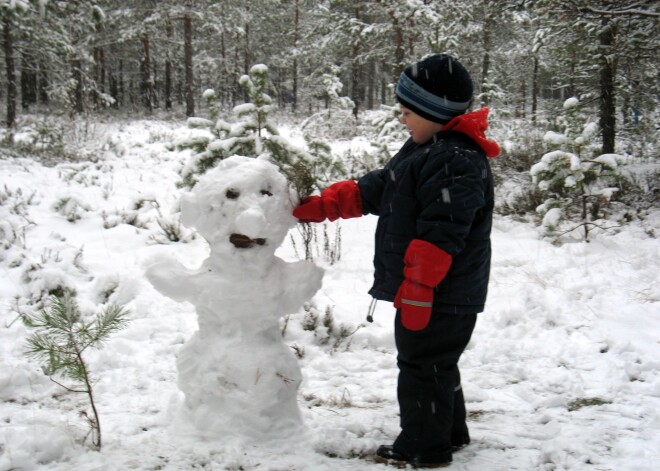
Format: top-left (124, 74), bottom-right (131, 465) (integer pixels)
top-left (399, 105), bottom-right (444, 144)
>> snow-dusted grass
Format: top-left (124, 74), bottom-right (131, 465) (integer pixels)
top-left (1, 119), bottom-right (659, 470)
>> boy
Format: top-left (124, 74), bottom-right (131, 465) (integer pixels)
top-left (293, 53), bottom-right (499, 468)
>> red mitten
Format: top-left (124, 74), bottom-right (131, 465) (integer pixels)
top-left (293, 180), bottom-right (362, 223)
top-left (394, 240), bottom-right (453, 331)
top-left (292, 195), bottom-right (326, 223)
top-left (394, 280), bottom-right (434, 331)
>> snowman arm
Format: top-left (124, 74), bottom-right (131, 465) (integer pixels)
top-left (145, 257), bottom-right (198, 303)
top-left (279, 260), bottom-right (324, 314)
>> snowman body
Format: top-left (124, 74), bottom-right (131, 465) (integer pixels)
top-left (146, 156), bottom-right (323, 438)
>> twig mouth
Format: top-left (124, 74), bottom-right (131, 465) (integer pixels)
top-left (230, 233), bottom-right (266, 249)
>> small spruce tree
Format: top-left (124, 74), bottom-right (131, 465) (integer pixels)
top-left (300, 68), bottom-right (356, 140)
top-left (531, 97), bottom-right (625, 241)
top-left (23, 292), bottom-right (129, 450)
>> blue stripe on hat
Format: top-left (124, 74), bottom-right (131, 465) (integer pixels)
top-left (396, 72), bottom-right (470, 121)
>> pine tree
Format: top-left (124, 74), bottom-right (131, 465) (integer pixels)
top-left (300, 68), bottom-right (356, 139)
top-left (531, 97), bottom-right (626, 241)
top-left (23, 292), bottom-right (130, 450)
top-left (178, 63), bottom-right (344, 199)
top-left (1, 0), bottom-right (30, 128)
top-left (179, 64), bottom-right (295, 187)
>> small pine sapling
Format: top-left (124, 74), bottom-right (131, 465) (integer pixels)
top-left (300, 304), bottom-right (362, 352)
top-left (530, 97), bottom-right (625, 241)
top-left (302, 304), bottom-right (319, 332)
top-left (300, 69), bottom-right (356, 139)
top-left (23, 292), bottom-right (129, 450)
top-left (238, 64), bottom-right (272, 139)
top-left (178, 64), bottom-right (316, 189)
top-left (202, 88), bottom-right (220, 123)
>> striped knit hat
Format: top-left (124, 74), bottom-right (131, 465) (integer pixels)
top-left (396, 54), bottom-right (473, 124)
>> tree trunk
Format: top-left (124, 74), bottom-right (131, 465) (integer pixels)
top-left (350, 1), bottom-right (361, 119)
top-left (119, 60), bottom-right (125, 107)
top-left (21, 52), bottom-right (37, 110)
top-left (99, 50), bottom-right (105, 97)
top-left (71, 58), bottom-right (84, 114)
top-left (292, 0), bottom-right (300, 111)
top-left (93, 18), bottom-right (105, 109)
top-left (4, 14), bottom-right (17, 127)
top-left (109, 74), bottom-right (118, 108)
top-left (568, 50), bottom-right (576, 99)
top-left (232, 31), bottom-right (240, 105)
top-left (599, 17), bottom-right (616, 154)
top-left (389, 10), bottom-right (405, 82)
top-left (351, 46), bottom-right (360, 119)
top-left (244, 3), bottom-right (251, 76)
top-left (220, 30), bottom-right (229, 105)
top-left (518, 78), bottom-right (526, 118)
top-left (184, 1), bottom-right (195, 117)
top-left (407, 16), bottom-right (417, 57)
top-left (531, 55), bottom-right (539, 124)
top-left (38, 60), bottom-right (48, 104)
top-left (92, 46), bottom-right (105, 108)
top-left (165, 18), bottom-right (173, 110)
top-left (141, 33), bottom-right (154, 112)
top-left (367, 59), bottom-right (375, 110)
top-left (481, 13), bottom-right (492, 106)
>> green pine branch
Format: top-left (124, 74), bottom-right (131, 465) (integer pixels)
top-left (24, 292), bottom-right (129, 450)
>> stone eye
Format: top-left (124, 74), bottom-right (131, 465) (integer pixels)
top-left (226, 189), bottom-right (240, 199)
top-left (261, 189), bottom-right (273, 197)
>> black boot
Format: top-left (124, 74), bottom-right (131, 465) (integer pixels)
top-left (375, 445), bottom-right (451, 469)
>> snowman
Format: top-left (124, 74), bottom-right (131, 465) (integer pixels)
top-left (145, 155), bottom-right (323, 439)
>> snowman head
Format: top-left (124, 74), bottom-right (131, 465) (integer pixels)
top-left (180, 156), bottom-right (298, 257)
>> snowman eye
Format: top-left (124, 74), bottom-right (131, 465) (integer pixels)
top-left (226, 189), bottom-right (240, 199)
top-left (260, 189), bottom-right (273, 197)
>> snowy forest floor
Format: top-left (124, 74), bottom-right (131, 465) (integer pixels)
top-left (1, 118), bottom-right (659, 471)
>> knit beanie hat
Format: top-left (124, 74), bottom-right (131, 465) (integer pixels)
top-left (396, 53), bottom-right (473, 124)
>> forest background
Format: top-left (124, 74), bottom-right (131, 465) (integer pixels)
top-left (1, 0), bottom-right (658, 159)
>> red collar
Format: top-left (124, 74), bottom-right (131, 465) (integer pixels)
top-left (443, 108), bottom-right (500, 158)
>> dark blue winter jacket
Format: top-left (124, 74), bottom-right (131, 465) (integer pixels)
top-left (358, 129), bottom-right (494, 315)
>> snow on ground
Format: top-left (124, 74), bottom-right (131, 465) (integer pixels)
top-left (1, 119), bottom-right (659, 470)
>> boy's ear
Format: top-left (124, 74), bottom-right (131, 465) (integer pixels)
top-left (179, 192), bottom-right (198, 228)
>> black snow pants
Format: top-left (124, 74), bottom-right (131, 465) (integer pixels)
top-left (392, 310), bottom-right (477, 463)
